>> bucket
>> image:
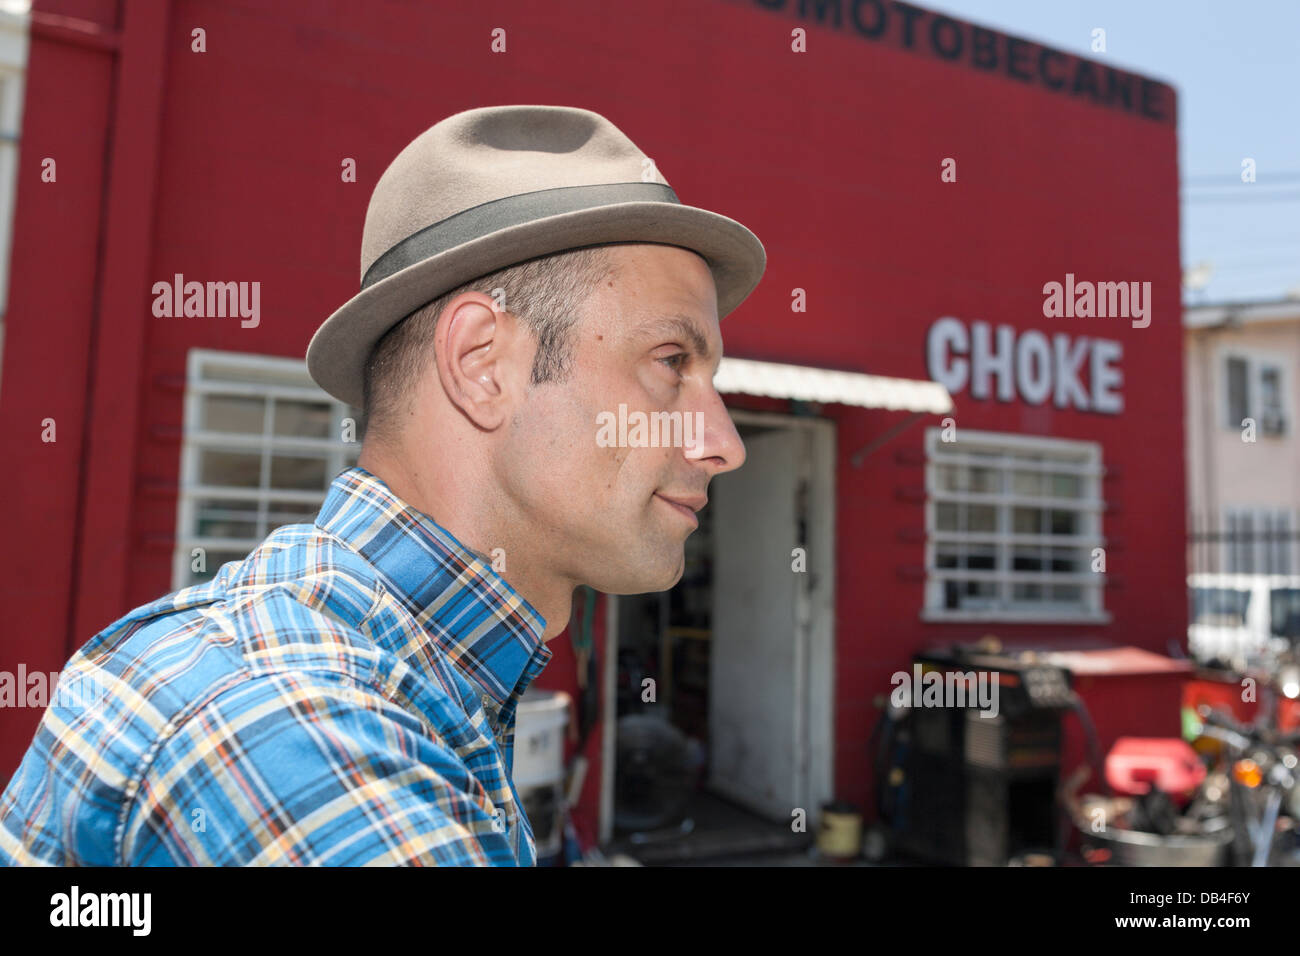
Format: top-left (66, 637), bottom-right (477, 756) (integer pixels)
top-left (816, 801), bottom-right (863, 859)
top-left (1076, 819), bottom-right (1233, 866)
top-left (513, 688), bottom-right (571, 863)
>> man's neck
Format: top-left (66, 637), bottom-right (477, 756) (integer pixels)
top-left (356, 443), bottom-right (574, 643)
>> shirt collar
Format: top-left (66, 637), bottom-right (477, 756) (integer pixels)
top-left (315, 466), bottom-right (552, 705)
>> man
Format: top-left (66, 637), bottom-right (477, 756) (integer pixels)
top-left (0, 105), bottom-right (765, 866)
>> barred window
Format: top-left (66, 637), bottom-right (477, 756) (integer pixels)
top-left (1224, 507), bottom-right (1295, 576)
top-left (172, 350), bottom-right (360, 588)
top-left (924, 428), bottom-right (1106, 621)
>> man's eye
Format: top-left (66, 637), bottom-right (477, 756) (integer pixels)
top-left (658, 353), bottom-right (688, 374)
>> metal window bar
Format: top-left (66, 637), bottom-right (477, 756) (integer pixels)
top-left (1185, 514), bottom-right (1300, 668)
top-left (1187, 515), bottom-right (1300, 578)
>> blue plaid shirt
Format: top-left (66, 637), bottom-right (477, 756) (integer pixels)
top-left (0, 467), bottom-right (553, 866)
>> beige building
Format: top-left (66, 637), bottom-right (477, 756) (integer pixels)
top-left (1185, 300), bottom-right (1300, 576)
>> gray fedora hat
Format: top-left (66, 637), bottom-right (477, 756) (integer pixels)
top-left (306, 104), bottom-right (767, 408)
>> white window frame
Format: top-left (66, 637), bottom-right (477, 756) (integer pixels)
top-left (1222, 349), bottom-right (1288, 437)
top-left (0, 5), bottom-right (30, 382)
top-left (172, 348), bottom-right (360, 589)
top-left (922, 427), bottom-right (1109, 623)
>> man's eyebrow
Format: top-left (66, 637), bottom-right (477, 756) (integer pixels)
top-left (636, 314), bottom-right (716, 362)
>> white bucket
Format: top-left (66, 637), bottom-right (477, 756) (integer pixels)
top-left (513, 688), bottom-right (571, 787)
top-left (513, 688), bottom-right (571, 863)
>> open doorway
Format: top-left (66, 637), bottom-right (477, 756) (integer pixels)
top-left (604, 410), bottom-right (836, 863)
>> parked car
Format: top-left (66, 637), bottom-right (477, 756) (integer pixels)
top-left (1187, 573), bottom-right (1300, 670)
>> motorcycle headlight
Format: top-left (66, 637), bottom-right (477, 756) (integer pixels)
top-left (1280, 665), bottom-right (1300, 700)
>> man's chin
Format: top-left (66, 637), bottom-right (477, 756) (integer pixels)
top-left (589, 550), bottom-right (685, 595)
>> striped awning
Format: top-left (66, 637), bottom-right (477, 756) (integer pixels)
top-left (715, 357), bottom-right (953, 414)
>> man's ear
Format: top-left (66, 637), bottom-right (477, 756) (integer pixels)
top-left (433, 293), bottom-right (523, 430)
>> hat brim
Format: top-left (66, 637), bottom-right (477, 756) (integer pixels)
top-left (306, 201), bottom-right (766, 408)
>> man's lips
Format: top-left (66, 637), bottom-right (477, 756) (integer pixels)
top-left (654, 492), bottom-right (706, 527)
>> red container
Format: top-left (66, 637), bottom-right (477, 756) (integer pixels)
top-left (1105, 737), bottom-right (1206, 802)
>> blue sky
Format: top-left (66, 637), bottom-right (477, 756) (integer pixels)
top-left (922, 0), bottom-right (1300, 305)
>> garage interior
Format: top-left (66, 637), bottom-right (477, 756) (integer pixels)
top-left (604, 415), bottom-right (836, 864)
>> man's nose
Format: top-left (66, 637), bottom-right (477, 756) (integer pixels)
top-left (684, 387), bottom-right (746, 473)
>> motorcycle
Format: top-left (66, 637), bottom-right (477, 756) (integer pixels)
top-left (1063, 697), bottom-right (1300, 866)
top-left (1194, 703), bottom-right (1300, 866)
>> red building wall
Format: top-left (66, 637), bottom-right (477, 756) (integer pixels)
top-left (1, 0), bottom-right (1182, 830)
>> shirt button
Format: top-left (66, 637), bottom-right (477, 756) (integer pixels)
top-left (482, 694), bottom-right (492, 710)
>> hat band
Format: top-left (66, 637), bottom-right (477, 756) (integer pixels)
top-left (361, 181), bottom-right (682, 291)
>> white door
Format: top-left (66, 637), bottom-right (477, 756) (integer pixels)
top-left (709, 425), bottom-right (811, 820)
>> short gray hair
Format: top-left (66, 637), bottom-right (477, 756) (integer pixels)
top-left (361, 244), bottom-right (616, 442)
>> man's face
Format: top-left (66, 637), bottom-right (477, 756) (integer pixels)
top-left (498, 243), bottom-right (747, 593)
